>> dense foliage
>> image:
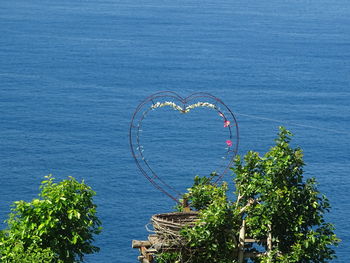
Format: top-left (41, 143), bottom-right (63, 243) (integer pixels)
top-left (233, 128), bottom-right (339, 262)
top-left (161, 174), bottom-right (241, 263)
top-left (0, 176), bottom-right (101, 262)
top-left (180, 176), bottom-right (240, 263)
top-left (0, 241), bottom-right (62, 263)
top-left (157, 127), bottom-right (339, 263)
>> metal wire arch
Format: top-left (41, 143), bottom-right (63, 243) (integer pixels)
top-left (129, 91), bottom-right (239, 203)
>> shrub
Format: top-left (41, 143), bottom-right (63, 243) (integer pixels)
top-left (0, 175), bottom-right (101, 262)
top-left (0, 241), bottom-right (62, 263)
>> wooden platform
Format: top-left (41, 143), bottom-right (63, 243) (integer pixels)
top-left (132, 230), bottom-right (271, 263)
top-left (132, 234), bottom-right (161, 263)
top-left (132, 201), bottom-right (273, 262)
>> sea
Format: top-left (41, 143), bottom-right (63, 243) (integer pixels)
top-left (0, 0), bottom-right (349, 262)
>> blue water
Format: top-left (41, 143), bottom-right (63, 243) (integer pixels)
top-left (1, 0), bottom-right (349, 262)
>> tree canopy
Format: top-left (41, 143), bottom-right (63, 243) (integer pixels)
top-left (157, 127), bottom-right (339, 263)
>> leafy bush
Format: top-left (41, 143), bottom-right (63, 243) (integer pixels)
top-left (156, 251), bottom-right (181, 263)
top-left (0, 175), bottom-right (101, 262)
top-left (160, 174), bottom-right (241, 263)
top-left (177, 172), bottom-right (224, 211)
top-left (0, 241), bottom-right (62, 263)
top-left (181, 182), bottom-right (240, 263)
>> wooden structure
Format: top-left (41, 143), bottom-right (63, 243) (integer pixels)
top-left (132, 234), bottom-right (160, 263)
top-left (132, 199), bottom-right (273, 262)
top-left (132, 222), bottom-right (273, 263)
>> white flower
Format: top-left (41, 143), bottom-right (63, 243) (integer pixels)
top-left (150, 101), bottom-right (217, 113)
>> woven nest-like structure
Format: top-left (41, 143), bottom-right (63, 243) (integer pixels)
top-left (151, 212), bottom-right (199, 246)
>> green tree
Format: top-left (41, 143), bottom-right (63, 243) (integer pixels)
top-left (233, 127), bottom-right (339, 262)
top-left (0, 175), bottom-right (101, 262)
top-left (157, 127), bottom-right (339, 263)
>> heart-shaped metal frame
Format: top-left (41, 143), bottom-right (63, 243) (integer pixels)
top-left (129, 91), bottom-right (239, 203)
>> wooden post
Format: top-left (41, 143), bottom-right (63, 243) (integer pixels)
top-left (238, 219), bottom-right (246, 263)
top-left (138, 256), bottom-right (149, 263)
top-left (132, 240), bottom-right (152, 248)
top-left (183, 197), bottom-right (191, 212)
top-left (132, 240), bottom-right (154, 263)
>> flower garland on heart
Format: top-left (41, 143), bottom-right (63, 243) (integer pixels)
top-left (151, 101), bottom-right (217, 113)
top-left (150, 101), bottom-right (233, 149)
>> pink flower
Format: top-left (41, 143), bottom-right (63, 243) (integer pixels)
top-left (226, 140), bottom-right (232, 147)
top-left (224, 120), bottom-right (230, 127)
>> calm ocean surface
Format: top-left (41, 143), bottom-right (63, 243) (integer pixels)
top-left (1, 0), bottom-right (349, 262)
